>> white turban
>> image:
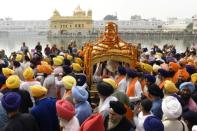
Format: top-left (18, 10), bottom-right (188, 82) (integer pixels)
top-left (192, 125), bottom-right (197, 131)
top-left (162, 96), bottom-right (182, 119)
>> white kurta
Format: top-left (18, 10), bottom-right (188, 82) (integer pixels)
top-left (98, 96), bottom-right (117, 113)
top-left (117, 77), bottom-right (127, 93)
top-left (133, 112), bottom-right (152, 131)
top-left (162, 119), bottom-right (189, 131)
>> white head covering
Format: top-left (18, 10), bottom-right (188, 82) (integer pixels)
top-left (162, 96), bottom-right (182, 119)
top-left (153, 64), bottom-right (161, 73)
top-left (192, 125), bottom-right (197, 131)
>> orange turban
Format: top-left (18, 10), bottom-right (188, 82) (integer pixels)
top-left (37, 64), bottom-right (52, 75)
top-left (173, 69), bottom-right (189, 83)
top-left (169, 62), bottom-right (179, 72)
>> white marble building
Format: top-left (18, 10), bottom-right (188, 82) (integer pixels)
top-left (192, 14), bottom-right (197, 34)
top-left (93, 16), bottom-right (164, 33)
top-left (0, 18), bottom-right (49, 34)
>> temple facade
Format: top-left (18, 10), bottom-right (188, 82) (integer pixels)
top-left (49, 6), bottom-right (93, 36)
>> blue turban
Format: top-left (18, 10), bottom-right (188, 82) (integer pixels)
top-left (158, 69), bottom-right (170, 78)
top-left (179, 82), bottom-right (195, 93)
top-left (75, 74), bottom-right (87, 86)
top-left (0, 74), bottom-right (6, 84)
top-left (144, 74), bottom-right (156, 83)
top-left (166, 56), bottom-right (176, 63)
top-left (127, 69), bottom-right (137, 78)
top-left (142, 48), bottom-right (148, 52)
top-left (155, 60), bottom-right (164, 65)
top-left (72, 86), bottom-right (88, 102)
top-left (1, 92), bottom-right (21, 112)
top-left (118, 66), bottom-right (126, 75)
top-left (63, 65), bottom-right (72, 75)
top-left (185, 65), bottom-right (196, 75)
top-left (144, 116), bottom-right (164, 131)
top-left (64, 59), bottom-right (71, 66)
top-left (148, 84), bottom-right (164, 98)
top-left (96, 81), bottom-right (114, 97)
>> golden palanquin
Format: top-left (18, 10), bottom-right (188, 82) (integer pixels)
top-left (83, 22), bottom-right (138, 88)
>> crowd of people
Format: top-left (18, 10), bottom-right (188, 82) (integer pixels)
top-left (0, 41), bottom-right (197, 131)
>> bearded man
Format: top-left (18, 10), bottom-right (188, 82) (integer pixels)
top-left (104, 101), bottom-right (133, 131)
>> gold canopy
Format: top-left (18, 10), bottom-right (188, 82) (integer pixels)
top-left (83, 22), bottom-right (138, 86)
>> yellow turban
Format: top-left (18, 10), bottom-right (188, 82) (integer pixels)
top-left (144, 63), bottom-right (153, 73)
top-left (53, 57), bottom-right (63, 66)
top-left (6, 75), bottom-right (20, 89)
top-left (62, 76), bottom-right (76, 90)
top-left (71, 63), bottom-right (82, 72)
top-left (140, 62), bottom-right (153, 73)
top-left (74, 57), bottom-right (83, 65)
top-left (191, 73), bottom-right (197, 83)
top-left (2, 68), bottom-right (14, 77)
top-left (23, 67), bottom-right (34, 80)
top-left (103, 78), bottom-right (117, 89)
top-left (15, 54), bottom-right (23, 62)
top-left (155, 52), bottom-right (163, 59)
top-left (57, 55), bottom-right (64, 61)
top-left (164, 80), bottom-right (178, 94)
top-left (29, 85), bottom-right (48, 97)
top-left (67, 55), bottom-right (73, 61)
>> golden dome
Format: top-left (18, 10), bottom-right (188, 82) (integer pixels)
top-left (73, 6), bottom-right (86, 16)
top-left (74, 6), bottom-right (83, 13)
top-left (53, 9), bottom-right (60, 16)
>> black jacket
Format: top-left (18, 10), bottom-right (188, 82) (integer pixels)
top-left (104, 116), bottom-right (132, 131)
top-left (3, 113), bottom-right (39, 131)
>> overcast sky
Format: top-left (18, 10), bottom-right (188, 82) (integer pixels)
top-left (0, 0), bottom-right (197, 20)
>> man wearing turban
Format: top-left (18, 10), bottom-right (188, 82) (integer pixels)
top-left (179, 82), bottom-right (197, 112)
top-left (147, 84), bottom-right (164, 119)
top-left (115, 66), bottom-right (127, 93)
top-left (20, 67), bottom-right (41, 104)
top-left (2, 92), bottom-right (39, 131)
top-left (5, 75), bottom-right (33, 113)
top-left (29, 85), bottom-right (60, 131)
top-left (95, 80), bottom-right (117, 120)
top-left (162, 96), bottom-right (189, 131)
top-left (56, 99), bottom-right (80, 131)
top-left (72, 86), bottom-right (92, 125)
top-left (104, 101), bottom-right (133, 131)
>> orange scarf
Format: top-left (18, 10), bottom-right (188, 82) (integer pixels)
top-left (126, 77), bottom-right (138, 97)
top-left (115, 75), bottom-right (125, 85)
top-left (125, 77), bottom-right (138, 121)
